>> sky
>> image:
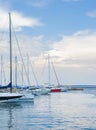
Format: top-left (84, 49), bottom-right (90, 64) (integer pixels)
top-left (0, 0), bottom-right (96, 85)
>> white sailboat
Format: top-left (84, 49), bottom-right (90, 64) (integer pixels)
top-left (0, 13), bottom-right (23, 102)
top-left (13, 45), bottom-right (34, 101)
top-left (18, 54), bottom-right (34, 101)
top-left (28, 57), bottom-right (50, 96)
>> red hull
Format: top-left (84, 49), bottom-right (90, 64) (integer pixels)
top-left (50, 88), bottom-right (61, 92)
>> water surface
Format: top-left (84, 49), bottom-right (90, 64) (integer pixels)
top-left (0, 87), bottom-right (96, 130)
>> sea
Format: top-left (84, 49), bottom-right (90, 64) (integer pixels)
top-left (0, 85), bottom-right (96, 130)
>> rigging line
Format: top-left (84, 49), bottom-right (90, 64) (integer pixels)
top-left (14, 34), bottom-right (31, 86)
top-left (2, 66), bottom-right (7, 85)
top-left (11, 24), bottom-right (31, 87)
top-left (17, 60), bottom-right (26, 86)
top-left (38, 56), bottom-right (47, 84)
top-left (30, 61), bottom-right (39, 86)
top-left (51, 61), bottom-right (60, 86)
top-left (1, 56), bottom-right (3, 85)
top-left (22, 62), bottom-right (24, 86)
top-left (21, 63), bottom-right (26, 86)
top-left (27, 54), bottom-right (29, 83)
top-left (15, 56), bottom-right (17, 87)
top-left (1, 56), bottom-right (7, 84)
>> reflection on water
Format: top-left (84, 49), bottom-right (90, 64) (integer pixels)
top-left (0, 102), bottom-right (34, 130)
top-left (8, 106), bottom-right (13, 130)
top-left (0, 103), bottom-right (22, 130)
top-left (0, 89), bottom-right (96, 130)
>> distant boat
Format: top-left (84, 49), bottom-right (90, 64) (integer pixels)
top-left (0, 13), bottom-right (23, 102)
top-left (50, 87), bottom-right (61, 92)
top-left (47, 55), bottom-right (67, 93)
top-left (28, 56), bottom-right (50, 96)
top-left (50, 85), bottom-right (67, 92)
top-left (67, 87), bottom-right (84, 91)
top-left (32, 85), bottom-right (50, 96)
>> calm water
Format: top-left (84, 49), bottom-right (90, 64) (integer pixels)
top-left (0, 87), bottom-right (96, 130)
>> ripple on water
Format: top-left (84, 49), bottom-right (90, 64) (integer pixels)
top-left (0, 91), bottom-right (96, 130)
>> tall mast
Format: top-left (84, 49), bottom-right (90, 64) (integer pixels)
top-left (27, 54), bottom-right (29, 82)
top-left (1, 56), bottom-right (3, 85)
top-left (9, 12), bottom-right (12, 93)
top-left (15, 56), bottom-right (17, 87)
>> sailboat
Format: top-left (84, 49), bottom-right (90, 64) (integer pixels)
top-left (28, 57), bottom-right (50, 96)
top-left (0, 13), bottom-right (23, 102)
top-left (47, 54), bottom-right (67, 92)
top-left (14, 55), bottom-right (34, 102)
top-left (49, 56), bottom-right (61, 92)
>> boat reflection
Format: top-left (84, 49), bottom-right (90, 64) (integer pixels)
top-left (0, 103), bottom-right (22, 130)
top-left (0, 102), bottom-right (34, 130)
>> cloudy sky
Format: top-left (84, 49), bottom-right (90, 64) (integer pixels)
top-left (0, 0), bottom-right (96, 85)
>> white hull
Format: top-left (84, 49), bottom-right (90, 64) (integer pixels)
top-left (0, 92), bottom-right (23, 103)
top-left (41, 88), bottom-right (50, 95)
top-left (18, 91), bottom-right (34, 102)
top-left (32, 88), bottom-right (50, 96)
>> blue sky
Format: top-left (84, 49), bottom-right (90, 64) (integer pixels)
top-left (0, 0), bottom-right (96, 85)
top-left (8, 0), bottom-right (96, 37)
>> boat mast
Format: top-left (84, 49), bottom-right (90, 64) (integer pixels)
top-left (1, 56), bottom-right (3, 85)
top-left (15, 56), bottom-right (17, 87)
top-left (9, 12), bottom-right (12, 93)
top-left (27, 54), bottom-right (29, 82)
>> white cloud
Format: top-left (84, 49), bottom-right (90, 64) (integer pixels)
top-left (0, 9), bottom-right (43, 31)
top-left (12, 30), bottom-right (96, 70)
top-left (48, 30), bottom-right (96, 68)
top-left (73, 30), bottom-right (94, 36)
top-left (1, 30), bottom-right (96, 85)
top-left (0, 33), bottom-right (46, 84)
top-left (86, 10), bottom-right (96, 18)
top-left (0, 34), bottom-right (47, 62)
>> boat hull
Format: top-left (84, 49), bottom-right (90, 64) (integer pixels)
top-left (0, 93), bottom-right (23, 103)
top-left (18, 92), bottom-right (34, 102)
top-left (50, 88), bottom-right (61, 92)
top-left (32, 88), bottom-right (50, 96)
